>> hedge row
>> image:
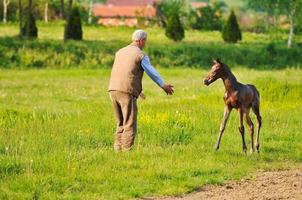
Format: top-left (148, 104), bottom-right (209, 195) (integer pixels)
top-left (0, 37), bottom-right (302, 69)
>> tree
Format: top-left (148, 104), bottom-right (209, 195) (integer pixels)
top-left (155, 0), bottom-right (189, 28)
top-left (191, 1), bottom-right (224, 31)
top-left (67, 0), bottom-right (72, 15)
top-left (38, 0), bottom-right (70, 21)
top-left (155, 0), bottom-right (165, 27)
top-left (87, 0), bottom-right (92, 24)
top-left (60, 0), bottom-right (65, 19)
top-left (248, 0), bottom-right (280, 30)
top-left (18, 0), bottom-right (22, 35)
top-left (279, 0), bottom-right (302, 48)
top-left (64, 4), bottom-right (83, 40)
top-left (165, 12), bottom-right (185, 42)
top-left (21, 0), bottom-right (38, 38)
top-left (0, 0), bottom-right (18, 22)
top-left (222, 10), bottom-right (241, 43)
top-left (157, 0), bottom-right (187, 41)
top-left (2, 0), bottom-right (10, 23)
top-left (42, 0), bottom-right (61, 22)
top-left (44, 0), bottom-right (48, 22)
top-left (73, 0), bottom-right (105, 24)
top-left (248, 0), bottom-right (302, 48)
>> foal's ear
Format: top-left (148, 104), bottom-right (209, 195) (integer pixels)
top-left (216, 58), bottom-right (222, 64)
top-left (213, 58), bottom-right (222, 64)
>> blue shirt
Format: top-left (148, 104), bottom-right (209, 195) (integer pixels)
top-left (141, 56), bottom-right (164, 87)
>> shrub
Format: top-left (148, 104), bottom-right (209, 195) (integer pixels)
top-left (222, 10), bottom-right (242, 43)
top-left (21, 12), bottom-right (38, 38)
top-left (1, 36), bottom-right (302, 69)
top-left (165, 13), bottom-right (185, 42)
top-left (155, 0), bottom-right (188, 28)
top-left (64, 6), bottom-right (83, 41)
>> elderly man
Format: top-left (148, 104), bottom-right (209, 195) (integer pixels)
top-left (108, 30), bottom-right (174, 151)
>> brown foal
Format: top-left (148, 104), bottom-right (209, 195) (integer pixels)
top-left (204, 59), bottom-right (262, 153)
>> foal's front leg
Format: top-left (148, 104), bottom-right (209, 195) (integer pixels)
top-left (238, 109), bottom-right (247, 153)
top-left (215, 106), bottom-right (232, 150)
top-left (245, 113), bottom-right (255, 153)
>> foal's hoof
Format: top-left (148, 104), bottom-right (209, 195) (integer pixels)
top-left (256, 144), bottom-right (260, 153)
top-left (214, 144), bottom-right (220, 151)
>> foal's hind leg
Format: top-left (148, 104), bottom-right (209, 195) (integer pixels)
top-left (245, 110), bottom-right (255, 153)
top-left (215, 106), bottom-right (232, 150)
top-left (239, 108), bottom-right (247, 153)
top-left (252, 103), bottom-right (262, 153)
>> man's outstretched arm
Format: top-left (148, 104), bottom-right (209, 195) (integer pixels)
top-left (141, 56), bottom-right (174, 95)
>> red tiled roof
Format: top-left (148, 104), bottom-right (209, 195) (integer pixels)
top-left (93, 5), bottom-right (156, 18)
top-left (93, 1), bottom-right (207, 19)
top-left (191, 2), bottom-right (208, 9)
top-left (106, 0), bottom-right (156, 6)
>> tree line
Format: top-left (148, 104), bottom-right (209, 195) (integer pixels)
top-left (248, 0), bottom-right (302, 48)
top-left (1, 0), bottom-right (104, 24)
top-left (157, 0), bottom-right (302, 47)
top-left (1, 0), bottom-right (302, 47)
top-left (12, 0), bottom-right (87, 40)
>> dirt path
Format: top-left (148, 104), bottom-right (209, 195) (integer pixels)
top-left (148, 168), bottom-right (302, 200)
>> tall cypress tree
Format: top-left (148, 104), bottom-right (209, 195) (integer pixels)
top-left (64, 6), bottom-right (83, 41)
top-left (222, 10), bottom-right (242, 43)
top-left (165, 13), bottom-right (185, 42)
top-left (21, 0), bottom-right (38, 38)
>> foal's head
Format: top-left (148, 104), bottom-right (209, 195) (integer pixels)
top-left (204, 59), bottom-right (227, 86)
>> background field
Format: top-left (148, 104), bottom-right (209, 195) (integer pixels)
top-left (0, 23), bottom-right (302, 200)
top-left (1, 23), bottom-right (302, 70)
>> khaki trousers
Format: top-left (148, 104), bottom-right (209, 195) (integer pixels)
top-left (109, 91), bottom-right (137, 151)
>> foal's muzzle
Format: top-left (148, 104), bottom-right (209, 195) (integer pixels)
top-left (204, 79), bottom-right (210, 86)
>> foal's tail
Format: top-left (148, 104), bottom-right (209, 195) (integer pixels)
top-left (248, 84), bottom-right (262, 152)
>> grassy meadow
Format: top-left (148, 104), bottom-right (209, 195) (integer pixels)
top-left (0, 23), bottom-right (302, 199)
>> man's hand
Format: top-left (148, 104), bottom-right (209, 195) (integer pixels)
top-left (161, 84), bottom-right (174, 95)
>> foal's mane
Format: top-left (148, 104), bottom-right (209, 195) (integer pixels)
top-left (221, 62), bottom-right (237, 82)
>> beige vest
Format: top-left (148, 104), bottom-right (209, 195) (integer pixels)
top-left (108, 43), bottom-right (144, 97)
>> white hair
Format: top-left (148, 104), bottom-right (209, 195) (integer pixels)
top-left (132, 30), bottom-right (147, 41)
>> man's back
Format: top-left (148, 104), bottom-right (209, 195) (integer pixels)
top-left (108, 43), bottom-right (144, 97)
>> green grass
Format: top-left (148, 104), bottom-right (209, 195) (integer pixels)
top-left (0, 68), bottom-right (301, 200)
top-left (0, 22), bottom-right (302, 199)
